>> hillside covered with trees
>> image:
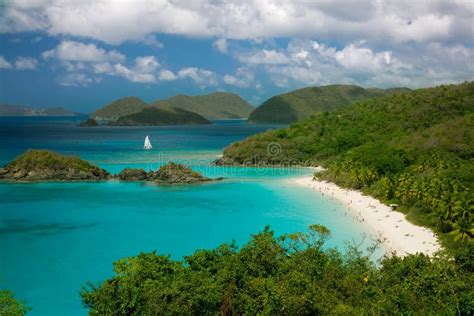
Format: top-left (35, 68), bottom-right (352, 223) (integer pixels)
top-left (91, 97), bottom-right (147, 121)
top-left (110, 107), bottom-right (211, 126)
top-left (248, 85), bottom-right (410, 124)
top-left (81, 225), bottom-right (473, 315)
top-left (221, 82), bottom-right (474, 251)
top-left (150, 92), bottom-right (254, 119)
top-left (92, 92), bottom-right (254, 122)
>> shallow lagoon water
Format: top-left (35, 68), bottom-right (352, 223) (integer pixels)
top-left (0, 117), bottom-right (374, 315)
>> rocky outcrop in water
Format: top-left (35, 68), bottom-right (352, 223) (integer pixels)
top-left (79, 118), bottom-right (99, 127)
top-left (0, 150), bottom-right (222, 184)
top-left (117, 168), bottom-right (149, 181)
top-left (117, 163), bottom-right (222, 184)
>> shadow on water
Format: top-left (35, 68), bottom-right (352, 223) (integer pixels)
top-left (0, 218), bottom-right (96, 236)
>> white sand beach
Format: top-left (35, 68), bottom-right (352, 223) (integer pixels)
top-left (290, 176), bottom-right (441, 257)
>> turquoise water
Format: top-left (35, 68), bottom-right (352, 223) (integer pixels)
top-left (0, 117), bottom-right (373, 315)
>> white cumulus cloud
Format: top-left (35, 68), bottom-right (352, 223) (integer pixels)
top-left (59, 73), bottom-right (95, 87)
top-left (1, 0), bottom-right (471, 46)
top-left (0, 56), bottom-right (13, 69)
top-left (178, 67), bottom-right (218, 87)
top-left (224, 67), bottom-right (254, 88)
top-left (134, 56), bottom-right (160, 73)
top-left (213, 38), bottom-right (228, 53)
top-left (158, 69), bottom-right (177, 81)
top-left (237, 49), bottom-right (290, 65)
top-left (42, 40), bottom-right (125, 63)
top-left (14, 56), bottom-right (38, 70)
top-left (114, 63), bottom-right (156, 83)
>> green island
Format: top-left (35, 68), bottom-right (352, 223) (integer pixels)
top-left (0, 150), bottom-right (218, 184)
top-left (0, 150), bottom-right (111, 181)
top-left (149, 92), bottom-right (254, 120)
top-left (110, 107), bottom-right (211, 126)
top-left (91, 92), bottom-right (253, 123)
top-left (118, 163), bottom-right (221, 184)
top-left (0, 104), bottom-right (81, 117)
top-left (248, 84), bottom-right (410, 124)
top-left (91, 96), bottom-right (148, 121)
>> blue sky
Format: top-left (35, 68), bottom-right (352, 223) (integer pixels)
top-left (0, 0), bottom-right (473, 113)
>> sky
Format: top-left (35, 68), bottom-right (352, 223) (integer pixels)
top-left (0, 0), bottom-right (473, 113)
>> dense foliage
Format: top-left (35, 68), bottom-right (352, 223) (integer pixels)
top-left (82, 225), bottom-right (474, 315)
top-left (0, 149), bottom-right (111, 181)
top-left (248, 84), bottom-right (410, 124)
top-left (91, 96), bottom-right (147, 120)
top-left (93, 93), bottom-right (254, 121)
top-left (0, 290), bottom-right (29, 315)
top-left (222, 82), bottom-right (474, 248)
top-left (112, 107), bottom-right (211, 126)
top-left (151, 92), bottom-right (254, 119)
top-left (117, 162), bottom-right (216, 183)
top-left (5, 149), bottom-right (104, 173)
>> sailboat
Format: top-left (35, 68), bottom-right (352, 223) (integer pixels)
top-left (144, 135), bottom-right (152, 150)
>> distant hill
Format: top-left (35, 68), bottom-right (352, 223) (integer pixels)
top-left (248, 85), bottom-right (411, 124)
top-left (111, 107), bottom-right (211, 126)
top-left (91, 97), bottom-right (147, 120)
top-left (0, 104), bottom-right (81, 116)
top-left (92, 93), bottom-right (253, 121)
top-left (150, 92), bottom-right (254, 119)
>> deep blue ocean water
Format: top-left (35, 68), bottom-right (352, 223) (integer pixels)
top-left (0, 117), bottom-right (373, 315)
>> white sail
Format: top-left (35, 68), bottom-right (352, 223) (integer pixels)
top-left (144, 135), bottom-right (152, 150)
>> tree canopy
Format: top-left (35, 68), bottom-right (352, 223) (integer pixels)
top-left (82, 225), bottom-right (474, 315)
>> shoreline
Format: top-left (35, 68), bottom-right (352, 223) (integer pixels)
top-left (289, 176), bottom-right (441, 257)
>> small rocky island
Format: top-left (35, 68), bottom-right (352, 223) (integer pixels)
top-left (0, 150), bottom-right (220, 184)
top-left (117, 163), bottom-right (221, 184)
top-left (0, 150), bottom-right (110, 181)
top-left (78, 118), bottom-right (99, 127)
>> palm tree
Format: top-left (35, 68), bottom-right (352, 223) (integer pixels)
top-left (450, 217), bottom-right (474, 241)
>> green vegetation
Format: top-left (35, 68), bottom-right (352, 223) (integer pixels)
top-left (222, 82), bottom-right (474, 249)
top-left (6, 150), bottom-right (101, 172)
top-left (0, 290), bottom-right (30, 315)
top-left (152, 161), bottom-right (216, 183)
top-left (91, 97), bottom-right (147, 120)
top-left (248, 84), bottom-right (410, 124)
top-left (0, 149), bottom-right (110, 180)
top-left (0, 151), bottom-right (219, 183)
top-left (82, 225), bottom-right (474, 315)
top-left (111, 107), bottom-right (211, 126)
top-left (0, 104), bottom-right (80, 116)
top-left (150, 92), bottom-right (254, 119)
top-left (116, 162), bottom-right (219, 183)
top-left (92, 92), bottom-right (253, 122)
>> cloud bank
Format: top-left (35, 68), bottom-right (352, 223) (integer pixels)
top-left (1, 0), bottom-right (472, 46)
top-left (0, 0), bottom-right (472, 92)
